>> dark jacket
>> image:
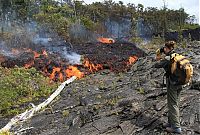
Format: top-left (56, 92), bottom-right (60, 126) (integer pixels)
top-left (153, 50), bottom-right (179, 85)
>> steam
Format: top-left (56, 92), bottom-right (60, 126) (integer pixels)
top-left (0, 41), bottom-right (10, 56)
top-left (0, 22), bottom-right (82, 65)
top-left (63, 52), bottom-right (81, 65)
top-left (33, 35), bottom-right (52, 45)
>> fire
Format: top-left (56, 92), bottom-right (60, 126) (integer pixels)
top-left (2, 47), bottom-right (140, 82)
top-left (83, 58), bottom-right (103, 72)
top-left (23, 49), bottom-right (48, 69)
top-left (33, 51), bottom-right (41, 59)
top-left (42, 50), bottom-right (48, 56)
top-left (24, 49), bottom-right (48, 59)
top-left (97, 37), bottom-right (115, 44)
top-left (59, 72), bottom-right (64, 82)
top-left (24, 61), bottom-right (34, 68)
top-left (128, 56), bottom-right (138, 65)
top-left (49, 66), bottom-right (84, 82)
top-left (66, 66), bottom-right (84, 79)
top-left (49, 67), bottom-right (62, 81)
top-left (11, 48), bottom-right (84, 82)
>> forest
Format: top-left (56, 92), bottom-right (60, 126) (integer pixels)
top-left (0, 0), bottom-right (199, 42)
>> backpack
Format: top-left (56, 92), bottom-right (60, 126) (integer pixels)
top-left (170, 53), bottom-right (193, 85)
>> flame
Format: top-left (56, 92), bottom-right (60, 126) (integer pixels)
top-left (128, 56), bottom-right (138, 65)
top-left (22, 49), bottom-right (49, 69)
top-left (98, 38), bottom-right (115, 44)
top-left (42, 50), bottom-right (48, 56)
top-left (49, 66), bottom-right (84, 81)
top-left (66, 66), bottom-right (84, 79)
top-left (59, 72), bottom-right (64, 82)
top-left (33, 51), bottom-right (41, 59)
top-left (83, 58), bottom-right (103, 72)
top-left (49, 67), bottom-right (61, 80)
top-left (24, 61), bottom-right (34, 68)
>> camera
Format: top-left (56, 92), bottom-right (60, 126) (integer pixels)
top-left (160, 47), bottom-right (164, 53)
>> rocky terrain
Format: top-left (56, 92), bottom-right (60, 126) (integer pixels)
top-left (0, 42), bottom-right (200, 135)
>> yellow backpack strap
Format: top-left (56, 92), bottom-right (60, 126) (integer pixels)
top-left (170, 53), bottom-right (180, 74)
top-left (170, 53), bottom-right (179, 59)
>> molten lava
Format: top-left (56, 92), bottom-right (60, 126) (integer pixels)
top-left (48, 66), bottom-right (84, 82)
top-left (0, 42), bottom-right (143, 82)
top-left (23, 49), bottom-right (48, 69)
top-left (66, 66), bottom-right (84, 79)
top-left (128, 56), bottom-right (138, 65)
top-left (49, 67), bottom-right (62, 81)
top-left (24, 61), bottom-right (34, 69)
top-left (33, 51), bottom-right (41, 59)
top-left (97, 38), bottom-right (115, 44)
top-left (83, 58), bottom-right (103, 72)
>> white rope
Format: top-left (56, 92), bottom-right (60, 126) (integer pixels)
top-left (0, 76), bottom-right (77, 133)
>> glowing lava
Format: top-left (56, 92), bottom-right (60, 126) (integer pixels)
top-left (128, 56), bottom-right (138, 65)
top-left (97, 38), bottom-right (115, 44)
top-left (83, 58), bottom-right (103, 72)
top-left (66, 66), bottom-right (84, 79)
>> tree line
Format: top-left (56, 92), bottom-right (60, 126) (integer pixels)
top-left (0, 0), bottom-right (199, 41)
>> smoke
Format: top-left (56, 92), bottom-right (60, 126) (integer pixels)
top-left (0, 22), bottom-right (82, 64)
top-left (105, 18), bottom-right (132, 39)
top-left (63, 51), bottom-right (81, 64)
top-left (33, 35), bottom-right (52, 45)
top-left (0, 41), bottom-right (14, 57)
top-left (69, 22), bottom-right (97, 43)
top-left (136, 18), bottom-right (153, 39)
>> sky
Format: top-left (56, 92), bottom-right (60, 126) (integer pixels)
top-left (83, 0), bottom-right (200, 24)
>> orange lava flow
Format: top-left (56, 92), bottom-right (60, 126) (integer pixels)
top-left (65, 66), bottom-right (84, 79)
top-left (23, 49), bottom-right (48, 69)
top-left (33, 51), bottom-right (41, 59)
top-left (83, 58), bottom-right (103, 72)
top-left (49, 67), bottom-right (61, 80)
top-left (24, 61), bottom-right (34, 68)
top-left (97, 38), bottom-right (115, 44)
top-left (128, 56), bottom-right (138, 65)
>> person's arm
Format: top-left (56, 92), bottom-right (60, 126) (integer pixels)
top-left (153, 56), bottom-right (170, 68)
top-left (153, 59), bottom-right (168, 68)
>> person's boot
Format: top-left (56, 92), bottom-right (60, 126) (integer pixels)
top-left (163, 123), bottom-right (171, 128)
top-left (166, 126), bottom-right (182, 134)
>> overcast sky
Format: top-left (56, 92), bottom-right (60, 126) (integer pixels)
top-left (83, 0), bottom-right (200, 24)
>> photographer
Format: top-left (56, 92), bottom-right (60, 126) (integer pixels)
top-left (153, 41), bottom-right (182, 134)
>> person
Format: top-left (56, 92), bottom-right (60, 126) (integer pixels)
top-left (153, 41), bottom-right (183, 134)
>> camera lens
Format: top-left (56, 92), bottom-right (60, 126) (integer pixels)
top-left (160, 47), bottom-right (164, 53)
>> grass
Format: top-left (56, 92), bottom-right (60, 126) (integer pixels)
top-left (0, 66), bottom-right (59, 117)
top-left (62, 110), bottom-right (70, 117)
top-left (0, 131), bottom-right (12, 135)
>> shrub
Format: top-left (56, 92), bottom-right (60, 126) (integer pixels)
top-left (0, 67), bottom-right (58, 116)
